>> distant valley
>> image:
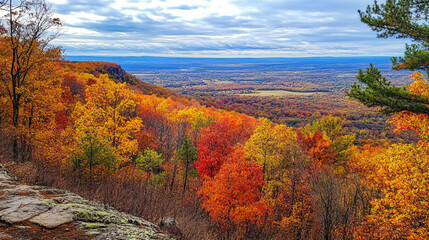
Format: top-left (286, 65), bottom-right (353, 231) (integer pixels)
top-left (66, 56), bottom-right (411, 95)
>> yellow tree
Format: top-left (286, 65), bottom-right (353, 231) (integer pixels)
top-left (20, 61), bottom-right (64, 162)
top-left (355, 142), bottom-right (429, 239)
top-left (389, 72), bottom-right (429, 140)
top-left (72, 74), bottom-right (142, 165)
top-left (245, 118), bottom-right (314, 237)
top-left (310, 115), bottom-right (344, 140)
top-left (0, 39), bottom-right (63, 161)
top-left (351, 71), bottom-right (429, 239)
top-left (245, 118), bottom-right (298, 185)
top-left (0, 0), bottom-right (62, 160)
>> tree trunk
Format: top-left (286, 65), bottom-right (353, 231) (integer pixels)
top-left (169, 163), bottom-right (177, 192)
top-left (12, 136), bottom-right (18, 161)
top-left (12, 100), bottom-right (19, 161)
top-left (183, 159), bottom-right (189, 196)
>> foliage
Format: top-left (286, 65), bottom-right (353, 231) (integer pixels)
top-left (175, 137), bottom-right (198, 193)
top-left (306, 115), bottom-right (356, 166)
top-left (348, 65), bottom-right (429, 115)
top-left (4, 55), bottom-right (429, 239)
top-left (355, 143), bottom-right (429, 239)
top-left (310, 115), bottom-right (344, 140)
top-left (298, 130), bottom-right (336, 166)
top-left (0, 0), bottom-right (62, 160)
top-left (1, 2), bottom-right (428, 237)
top-left (359, 0), bottom-right (429, 74)
top-left (71, 133), bottom-right (117, 181)
top-left (136, 148), bottom-right (163, 177)
top-left (195, 114), bottom-right (255, 178)
top-left (245, 118), bottom-right (298, 192)
top-left (199, 147), bottom-right (266, 234)
top-left (72, 74), bottom-right (142, 164)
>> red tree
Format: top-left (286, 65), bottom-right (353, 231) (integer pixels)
top-left (196, 115), bottom-right (253, 178)
top-left (199, 147), bottom-right (266, 234)
top-left (297, 130), bottom-right (336, 166)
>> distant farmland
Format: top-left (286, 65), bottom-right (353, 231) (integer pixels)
top-left (239, 90), bottom-right (327, 97)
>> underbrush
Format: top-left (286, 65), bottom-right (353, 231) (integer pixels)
top-left (0, 139), bottom-right (218, 240)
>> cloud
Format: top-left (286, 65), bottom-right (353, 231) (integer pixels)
top-left (48, 0), bottom-right (410, 57)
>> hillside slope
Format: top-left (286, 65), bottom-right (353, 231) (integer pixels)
top-left (62, 61), bottom-right (182, 100)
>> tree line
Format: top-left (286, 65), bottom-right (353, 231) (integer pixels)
top-left (0, 0), bottom-right (428, 239)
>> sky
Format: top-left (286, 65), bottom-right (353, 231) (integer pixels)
top-left (46, 0), bottom-right (410, 58)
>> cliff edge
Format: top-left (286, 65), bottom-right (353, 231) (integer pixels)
top-left (0, 165), bottom-right (173, 240)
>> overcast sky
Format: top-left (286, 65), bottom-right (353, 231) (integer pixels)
top-left (47, 0), bottom-right (409, 58)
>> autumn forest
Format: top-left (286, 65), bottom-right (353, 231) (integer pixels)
top-left (0, 0), bottom-right (428, 239)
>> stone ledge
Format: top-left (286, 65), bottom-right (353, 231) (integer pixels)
top-left (0, 165), bottom-right (173, 240)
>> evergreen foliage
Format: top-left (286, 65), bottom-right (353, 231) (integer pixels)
top-left (348, 0), bottom-right (429, 115)
top-left (348, 65), bottom-right (429, 115)
top-left (359, 0), bottom-right (429, 73)
top-left (136, 148), bottom-right (163, 176)
top-left (176, 137), bottom-right (198, 193)
top-left (71, 133), bottom-right (117, 181)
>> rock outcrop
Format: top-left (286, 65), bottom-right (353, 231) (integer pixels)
top-left (0, 165), bottom-right (173, 239)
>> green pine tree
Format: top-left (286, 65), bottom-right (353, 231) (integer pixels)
top-left (136, 148), bottom-right (164, 183)
top-left (347, 0), bottom-right (429, 115)
top-left (349, 65), bottom-right (429, 115)
top-left (360, 0), bottom-right (429, 74)
top-left (71, 133), bottom-right (117, 182)
top-left (175, 137), bottom-right (198, 195)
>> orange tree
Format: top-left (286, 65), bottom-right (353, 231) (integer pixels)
top-left (0, 0), bottom-right (62, 160)
top-left (199, 147), bottom-right (266, 237)
top-left (196, 114), bottom-right (254, 178)
top-left (354, 142), bottom-right (429, 239)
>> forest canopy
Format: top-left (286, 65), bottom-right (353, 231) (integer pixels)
top-left (0, 0), bottom-right (428, 239)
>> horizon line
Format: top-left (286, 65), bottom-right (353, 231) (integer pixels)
top-left (65, 55), bottom-right (394, 59)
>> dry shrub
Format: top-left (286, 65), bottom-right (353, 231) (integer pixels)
top-left (0, 150), bottom-right (216, 239)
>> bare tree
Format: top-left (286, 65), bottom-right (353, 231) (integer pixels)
top-left (312, 171), bottom-right (341, 240)
top-left (0, 0), bottom-right (61, 160)
top-left (311, 170), bottom-right (369, 240)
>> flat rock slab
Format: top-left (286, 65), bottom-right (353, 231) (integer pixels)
top-left (30, 205), bottom-right (75, 228)
top-left (0, 165), bottom-right (173, 239)
top-left (1, 203), bottom-right (50, 224)
top-left (0, 197), bottom-right (47, 221)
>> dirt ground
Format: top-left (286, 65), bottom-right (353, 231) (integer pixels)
top-left (0, 220), bottom-right (94, 240)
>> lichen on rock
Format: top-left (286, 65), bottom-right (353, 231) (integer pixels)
top-left (0, 165), bottom-right (173, 239)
